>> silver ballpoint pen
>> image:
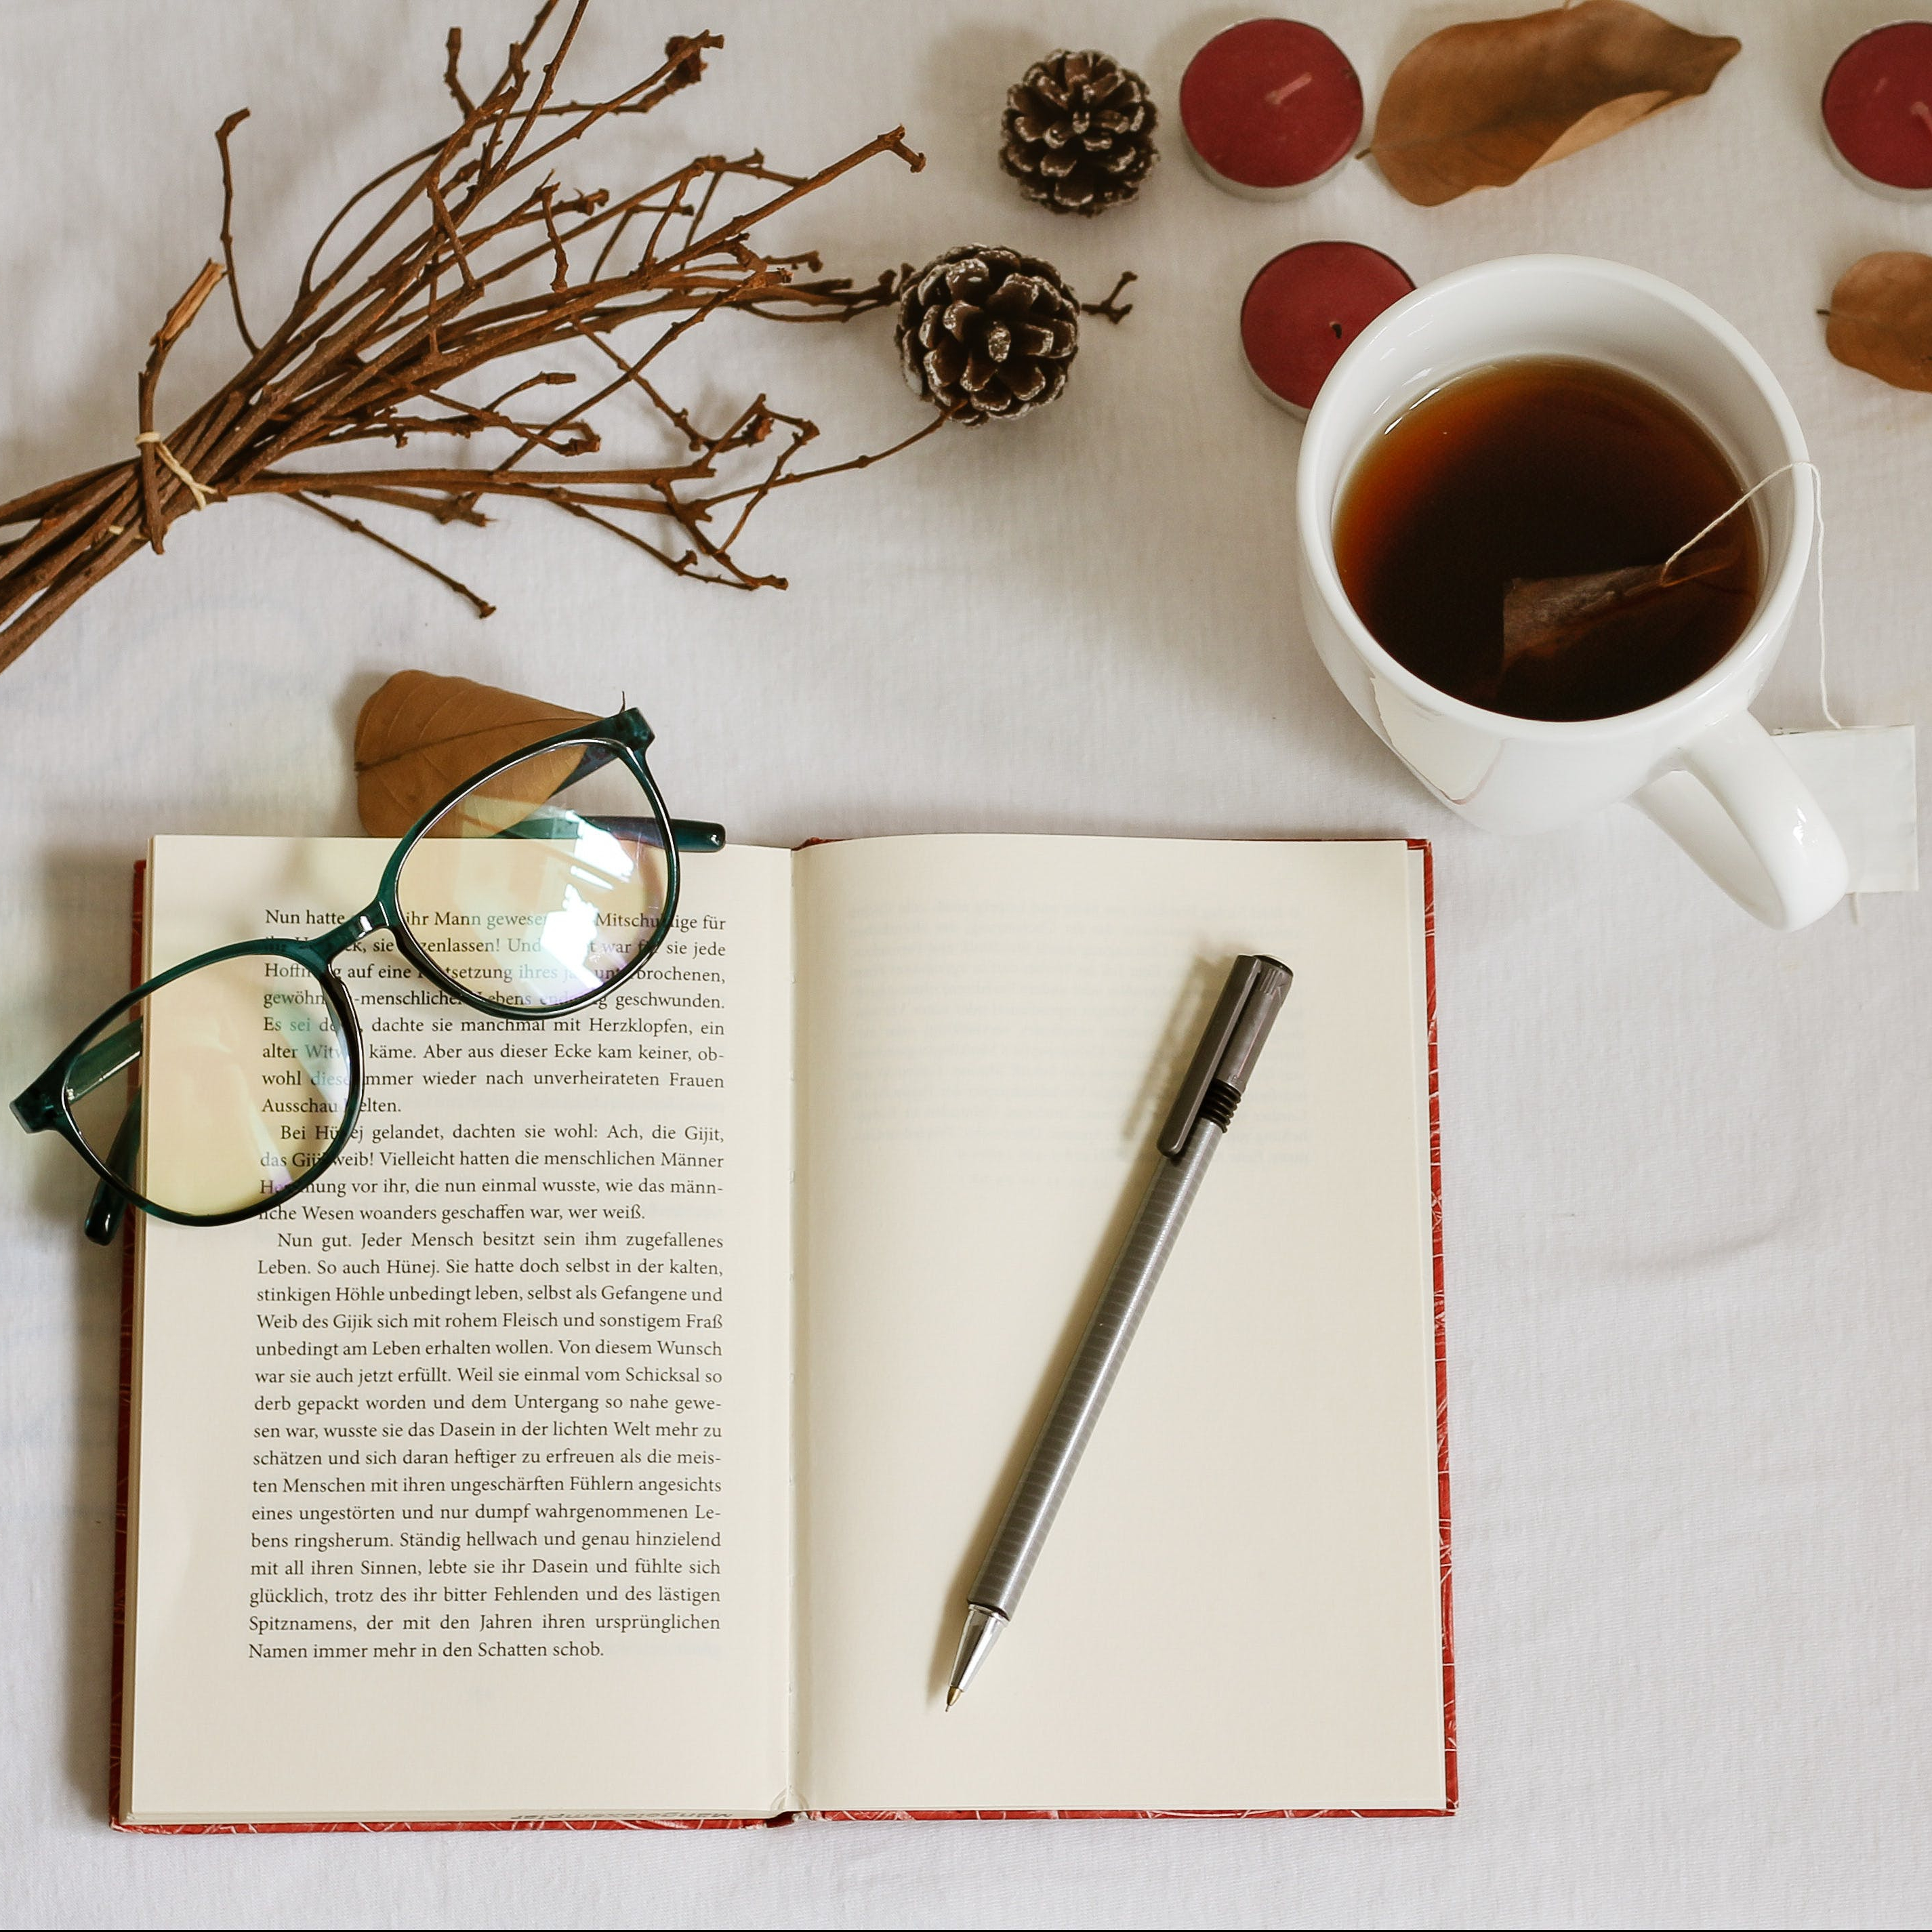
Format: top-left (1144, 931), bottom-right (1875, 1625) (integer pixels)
top-left (946, 953), bottom-right (1294, 1708)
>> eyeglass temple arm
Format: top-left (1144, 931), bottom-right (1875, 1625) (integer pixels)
top-left (84, 1103), bottom-right (139, 1247)
top-left (564, 748), bottom-right (721, 854)
top-left (501, 816), bottom-right (724, 852)
top-left (50, 1019), bottom-right (141, 1246)
top-left (670, 818), bottom-right (726, 853)
top-left (68, 1022), bottom-right (141, 1099)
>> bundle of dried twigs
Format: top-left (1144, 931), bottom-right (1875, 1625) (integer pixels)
top-left (0, 2), bottom-right (938, 677)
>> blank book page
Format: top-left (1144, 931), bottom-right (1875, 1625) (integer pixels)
top-left (792, 835), bottom-right (1445, 1813)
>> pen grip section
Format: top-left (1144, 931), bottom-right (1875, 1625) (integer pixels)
top-left (968, 1117), bottom-right (1225, 1618)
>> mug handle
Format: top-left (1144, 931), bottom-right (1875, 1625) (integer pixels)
top-left (1632, 712), bottom-right (1849, 930)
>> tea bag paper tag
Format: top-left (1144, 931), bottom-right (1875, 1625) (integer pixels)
top-left (1773, 726), bottom-right (1918, 892)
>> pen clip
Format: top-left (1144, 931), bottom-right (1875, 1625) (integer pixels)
top-left (1156, 954), bottom-right (1293, 1157)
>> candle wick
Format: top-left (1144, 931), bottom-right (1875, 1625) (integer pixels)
top-left (1330, 321), bottom-right (1343, 338)
top-left (1912, 99), bottom-right (1932, 140)
top-left (1263, 71), bottom-right (1314, 109)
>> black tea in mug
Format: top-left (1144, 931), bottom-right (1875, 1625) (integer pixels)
top-left (1332, 356), bottom-right (1762, 723)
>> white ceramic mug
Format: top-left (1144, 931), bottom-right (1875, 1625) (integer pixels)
top-left (1296, 255), bottom-right (1849, 931)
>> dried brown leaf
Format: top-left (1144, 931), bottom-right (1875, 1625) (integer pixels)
top-left (354, 669), bottom-right (594, 836)
top-left (1825, 252), bottom-right (1932, 394)
top-left (1370, 1), bottom-right (1740, 208)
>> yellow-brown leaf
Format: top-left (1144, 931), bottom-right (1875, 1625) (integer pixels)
top-left (1370, 1), bottom-right (1740, 208)
top-left (353, 670), bottom-right (596, 836)
top-left (1826, 252), bottom-right (1932, 395)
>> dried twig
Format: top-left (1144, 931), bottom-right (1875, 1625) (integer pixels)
top-left (1080, 270), bottom-right (1137, 325)
top-left (0, 3), bottom-right (932, 676)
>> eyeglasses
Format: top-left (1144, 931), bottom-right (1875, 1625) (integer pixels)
top-left (13, 709), bottom-right (720, 1247)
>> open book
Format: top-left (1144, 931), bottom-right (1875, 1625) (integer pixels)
top-left (117, 833), bottom-right (1452, 1827)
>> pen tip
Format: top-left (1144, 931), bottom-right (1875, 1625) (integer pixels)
top-left (946, 1685), bottom-right (962, 1710)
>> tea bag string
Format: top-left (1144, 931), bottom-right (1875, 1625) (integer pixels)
top-left (1658, 459), bottom-right (1840, 729)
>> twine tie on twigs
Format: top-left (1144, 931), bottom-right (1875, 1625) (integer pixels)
top-left (132, 434), bottom-right (211, 514)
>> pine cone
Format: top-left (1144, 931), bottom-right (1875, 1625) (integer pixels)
top-left (1000, 49), bottom-right (1159, 216)
top-left (896, 247), bottom-right (1080, 425)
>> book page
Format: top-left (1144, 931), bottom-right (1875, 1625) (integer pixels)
top-left (793, 836), bottom-right (1444, 1813)
top-left (123, 837), bottom-right (794, 1823)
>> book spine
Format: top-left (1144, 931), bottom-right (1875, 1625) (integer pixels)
top-left (108, 862), bottom-right (143, 1832)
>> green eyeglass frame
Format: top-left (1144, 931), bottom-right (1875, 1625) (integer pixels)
top-left (12, 707), bottom-right (722, 1246)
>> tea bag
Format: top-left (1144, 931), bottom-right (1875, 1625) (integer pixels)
top-left (1501, 541), bottom-right (1735, 674)
top-left (1500, 460), bottom-right (1811, 680)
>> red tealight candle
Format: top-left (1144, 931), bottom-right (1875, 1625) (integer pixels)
top-left (1180, 18), bottom-right (1363, 199)
top-left (1241, 242), bottom-right (1414, 418)
top-left (1822, 22), bottom-right (1932, 199)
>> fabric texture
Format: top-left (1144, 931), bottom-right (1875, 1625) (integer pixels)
top-left (0, 2), bottom-right (1926, 1925)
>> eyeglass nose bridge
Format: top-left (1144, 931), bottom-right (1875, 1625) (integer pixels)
top-left (308, 903), bottom-right (388, 964)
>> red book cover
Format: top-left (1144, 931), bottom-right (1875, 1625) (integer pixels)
top-left (110, 844), bottom-right (1454, 1831)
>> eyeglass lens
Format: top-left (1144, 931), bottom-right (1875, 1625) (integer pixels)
top-left (63, 953), bottom-right (352, 1219)
top-left (394, 742), bottom-right (672, 1010)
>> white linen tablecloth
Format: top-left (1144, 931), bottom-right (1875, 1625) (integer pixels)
top-left (0, 3), bottom-right (1926, 1925)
